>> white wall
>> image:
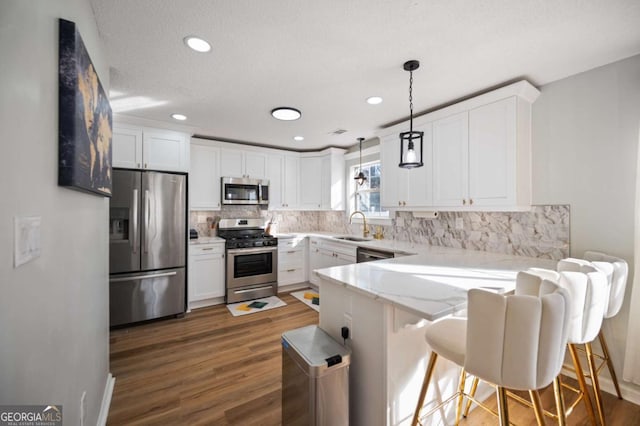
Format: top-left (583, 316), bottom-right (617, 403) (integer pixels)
top-left (532, 54), bottom-right (640, 395)
top-left (0, 1), bottom-right (110, 425)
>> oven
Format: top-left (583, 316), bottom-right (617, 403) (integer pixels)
top-left (226, 246), bottom-right (278, 303)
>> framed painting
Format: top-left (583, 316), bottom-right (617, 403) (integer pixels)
top-left (58, 18), bottom-right (112, 197)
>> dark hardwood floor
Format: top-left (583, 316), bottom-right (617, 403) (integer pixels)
top-left (108, 292), bottom-right (640, 425)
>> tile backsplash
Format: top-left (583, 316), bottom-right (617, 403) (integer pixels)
top-left (191, 205), bottom-right (570, 260)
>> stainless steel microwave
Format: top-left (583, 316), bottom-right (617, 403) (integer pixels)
top-left (221, 177), bottom-right (269, 205)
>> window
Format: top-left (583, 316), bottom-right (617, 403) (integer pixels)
top-left (349, 160), bottom-right (388, 218)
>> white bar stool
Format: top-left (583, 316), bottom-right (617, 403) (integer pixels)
top-left (583, 251), bottom-right (629, 400)
top-left (557, 258), bottom-right (610, 425)
top-left (411, 271), bottom-right (571, 426)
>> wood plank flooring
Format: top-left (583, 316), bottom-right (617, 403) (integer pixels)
top-left (108, 292), bottom-right (640, 425)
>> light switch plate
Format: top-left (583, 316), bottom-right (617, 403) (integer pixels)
top-left (455, 217), bottom-right (464, 230)
top-left (14, 216), bottom-right (41, 268)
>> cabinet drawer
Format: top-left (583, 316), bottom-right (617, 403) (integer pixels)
top-left (278, 238), bottom-right (306, 250)
top-left (278, 267), bottom-right (306, 286)
top-left (190, 244), bottom-right (224, 256)
top-left (279, 249), bottom-right (305, 267)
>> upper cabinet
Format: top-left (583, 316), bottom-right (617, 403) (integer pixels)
top-left (267, 153), bottom-right (299, 210)
top-left (380, 123), bottom-right (433, 209)
top-left (113, 124), bottom-right (189, 172)
top-left (220, 148), bottom-right (267, 179)
top-left (190, 139), bottom-right (221, 210)
top-left (299, 148), bottom-right (346, 210)
top-left (379, 80), bottom-right (539, 211)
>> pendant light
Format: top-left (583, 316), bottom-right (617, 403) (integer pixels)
top-left (399, 60), bottom-right (424, 169)
top-left (354, 137), bottom-right (367, 186)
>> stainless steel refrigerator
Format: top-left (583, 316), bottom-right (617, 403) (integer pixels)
top-left (109, 169), bottom-right (186, 326)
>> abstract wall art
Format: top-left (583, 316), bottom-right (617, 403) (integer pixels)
top-left (58, 18), bottom-right (112, 197)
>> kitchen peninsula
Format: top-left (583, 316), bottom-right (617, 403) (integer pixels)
top-left (315, 247), bottom-right (556, 426)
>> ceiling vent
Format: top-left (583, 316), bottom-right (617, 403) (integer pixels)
top-left (330, 129), bottom-right (348, 135)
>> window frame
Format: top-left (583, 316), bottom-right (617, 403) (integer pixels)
top-left (347, 159), bottom-right (391, 225)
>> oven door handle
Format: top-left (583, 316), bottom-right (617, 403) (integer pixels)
top-left (226, 246), bottom-right (278, 255)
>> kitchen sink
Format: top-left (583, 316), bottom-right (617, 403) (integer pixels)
top-left (332, 236), bottom-right (372, 242)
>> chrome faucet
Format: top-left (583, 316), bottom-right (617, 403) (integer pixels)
top-left (349, 211), bottom-right (370, 238)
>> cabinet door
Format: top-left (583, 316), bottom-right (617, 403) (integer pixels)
top-left (244, 152), bottom-right (267, 179)
top-left (468, 97), bottom-right (516, 207)
top-left (283, 156), bottom-right (299, 209)
top-left (299, 157), bottom-right (323, 209)
top-left (189, 250), bottom-right (225, 301)
top-left (405, 123), bottom-right (434, 207)
top-left (112, 125), bottom-right (143, 169)
top-left (142, 128), bottom-right (188, 172)
top-left (320, 156), bottom-right (332, 210)
top-left (219, 148), bottom-right (244, 177)
top-left (380, 135), bottom-right (403, 208)
top-left (432, 112), bottom-right (469, 207)
top-left (190, 143), bottom-right (220, 210)
top-left (267, 154), bottom-right (284, 209)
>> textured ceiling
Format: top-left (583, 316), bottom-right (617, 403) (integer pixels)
top-left (90, 0), bottom-right (640, 150)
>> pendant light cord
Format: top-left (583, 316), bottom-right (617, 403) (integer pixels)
top-left (359, 139), bottom-right (363, 172)
top-left (409, 70), bottom-right (414, 133)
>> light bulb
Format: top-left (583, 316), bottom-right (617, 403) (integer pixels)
top-left (404, 147), bottom-right (417, 164)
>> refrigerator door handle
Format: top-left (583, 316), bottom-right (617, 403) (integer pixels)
top-left (109, 271), bottom-right (177, 283)
top-left (144, 189), bottom-right (151, 254)
top-left (131, 188), bottom-right (139, 254)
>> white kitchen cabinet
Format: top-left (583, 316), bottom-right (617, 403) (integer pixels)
top-left (299, 148), bottom-right (346, 211)
top-left (308, 237), bottom-right (356, 285)
top-left (189, 140), bottom-right (221, 210)
top-left (267, 153), bottom-right (299, 210)
top-left (283, 155), bottom-right (299, 209)
top-left (220, 148), bottom-right (267, 179)
top-left (433, 97), bottom-right (528, 209)
top-left (277, 236), bottom-right (307, 287)
top-left (380, 124), bottom-right (433, 209)
top-left (188, 242), bottom-right (225, 309)
top-left (468, 96), bottom-right (520, 207)
top-left (299, 156), bottom-right (323, 209)
top-left (432, 111), bottom-right (469, 207)
top-left (113, 124), bottom-right (189, 172)
top-left (112, 125), bottom-right (143, 169)
top-left (379, 80), bottom-right (539, 211)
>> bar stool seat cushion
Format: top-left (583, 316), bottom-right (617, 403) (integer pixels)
top-left (424, 317), bottom-right (466, 367)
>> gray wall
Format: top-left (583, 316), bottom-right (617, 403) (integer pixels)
top-left (532, 54), bottom-right (640, 393)
top-left (0, 1), bottom-right (110, 425)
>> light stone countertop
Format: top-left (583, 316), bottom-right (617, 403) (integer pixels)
top-left (313, 243), bottom-right (558, 321)
top-left (189, 236), bottom-right (225, 245)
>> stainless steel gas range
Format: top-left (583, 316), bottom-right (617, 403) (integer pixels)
top-left (217, 218), bottom-right (278, 303)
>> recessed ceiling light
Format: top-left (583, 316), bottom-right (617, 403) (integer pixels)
top-left (366, 96), bottom-right (383, 105)
top-left (271, 107), bottom-right (301, 121)
top-left (183, 36), bottom-right (211, 53)
top-left (171, 113), bottom-right (187, 121)
top-left (293, 136), bottom-right (304, 141)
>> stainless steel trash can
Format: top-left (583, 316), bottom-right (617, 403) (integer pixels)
top-left (282, 325), bottom-right (351, 426)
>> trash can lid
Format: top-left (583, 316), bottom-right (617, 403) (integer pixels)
top-left (282, 325), bottom-right (351, 369)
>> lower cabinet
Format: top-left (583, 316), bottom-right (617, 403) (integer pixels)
top-left (188, 242), bottom-right (225, 308)
top-left (308, 237), bottom-right (357, 285)
top-left (277, 236), bottom-right (307, 287)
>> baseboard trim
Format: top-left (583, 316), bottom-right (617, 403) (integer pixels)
top-left (562, 363), bottom-right (640, 405)
top-left (97, 373), bottom-right (115, 426)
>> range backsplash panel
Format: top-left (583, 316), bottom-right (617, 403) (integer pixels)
top-left (190, 205), bottom-right (570, 260)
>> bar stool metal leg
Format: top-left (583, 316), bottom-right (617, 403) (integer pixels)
top-left (529, 390), bottom-right (546, 425)
top-left (496, 386), bottom-right (510, 426)
top-left (553, 376), bottom-right (567, 426)
top-left (412, 351), bottom-right (438, 426)
top-left (454, 368), bottom-right (466, 425)
top-left (599, 330), bottom-right (623, 399)
top-left (568, 344), bottom-right (597, 425)
top-left (463, 376), bottom-right (479, 417)
top-left (585, 342), bottom-right (607, 425)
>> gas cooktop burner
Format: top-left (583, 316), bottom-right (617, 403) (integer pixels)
top-left (217, 218), bottom-right (278, 249)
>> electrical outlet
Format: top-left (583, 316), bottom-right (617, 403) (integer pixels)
top-left (455, 217), bottom-right (464, 230)
top-left (344, 313), bottom-right (353, 341)
top-left (80, 391), bottom-right (86, 426)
